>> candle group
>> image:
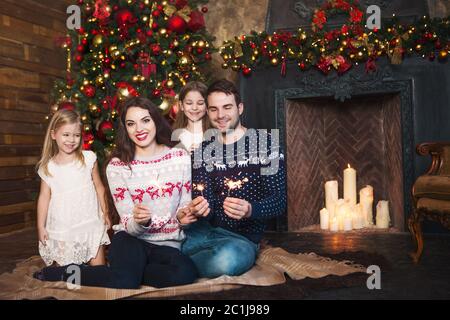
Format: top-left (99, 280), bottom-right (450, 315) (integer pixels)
top-left (320, 165), bottom-right (390, 232)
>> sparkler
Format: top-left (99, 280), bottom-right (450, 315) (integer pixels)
top-left (224, 177), bottom-right (249, 197)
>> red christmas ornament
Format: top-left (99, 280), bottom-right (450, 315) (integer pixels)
top-left (59, 101), bottom-right (76, 111)
top-left (152, 89), bottom-right (161, 97)
top-left (83, 84), bottom-right (96, 98)
top-left (82, 132), bottom-right (94, 150)
top-left (76, 44), bottom-right (85, 53)
top-left (120, 61), bottom-right (126, 68)
top-left (201, 6), bottom-right (208, 13)
top-left (242, 67), bottom-right (252, 76)
top-left (299, 62), bottom-right (306, 70)
top-left (151, 22), bottom-right (159, 30)
top-left (146, 30), bottom-right (153, 37)
top-left (196, 47), bottom-right (203, 54)
top-left (175, 0), bottom-right (188, 9)
top-left (115, 9), bottom-right (136, 27)
top-left (81, 38), bottom-right (88, 45)
top-left (187, 10), bottom-right (205, 32)
top-left (150, 44), bottom-right (161, 55)
top-left (75, 54), bottom-right (83, 63)
top-left (167, 15), bottom-right (187, 34)
top-left (205, 53), bottom-right (212, 60)
top-left (78, 27), bottom-right (86, 35)
top-left (157, 5), bottom-right (163, 11)
top-left (97, 120), bottom-right (114, 140)
top-left (152, 10), bottom-right (161, 18)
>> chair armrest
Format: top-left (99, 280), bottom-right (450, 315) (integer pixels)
top-left (416, 142), bottom-right (450, 175)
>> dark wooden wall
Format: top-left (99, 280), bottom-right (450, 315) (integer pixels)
top-left (0, 0), bottom-right (70, 234)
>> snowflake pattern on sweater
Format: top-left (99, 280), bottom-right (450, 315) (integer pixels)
top-left (106, 148), bottom-right (191, 249)
top-left (191, 129), bottom-right (287, 244)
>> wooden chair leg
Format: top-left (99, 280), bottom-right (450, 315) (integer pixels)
top-left (408, 210), bottom-right (424, 264)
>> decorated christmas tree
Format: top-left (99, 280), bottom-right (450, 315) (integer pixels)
top-left (52, 0), bottom-right (215, 160)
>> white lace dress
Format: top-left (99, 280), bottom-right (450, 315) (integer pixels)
top-left (38, 150), bottom-right (110, 266)
top-left (178, 129), bottom-right (203, 152)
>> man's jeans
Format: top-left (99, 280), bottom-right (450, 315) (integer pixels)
top-left (181, 220), bottom-right (259, 278)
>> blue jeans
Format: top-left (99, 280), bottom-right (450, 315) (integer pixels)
top-left (181, 220), bottom-right (259, 278)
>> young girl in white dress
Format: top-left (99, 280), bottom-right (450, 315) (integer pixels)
top-left (36, 109), bottom-right (111, 266)
top-left (172, 81), bottom-right (209, 152)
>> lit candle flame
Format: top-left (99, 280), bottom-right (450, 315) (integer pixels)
top-left (347, 164), bottom-right (351, 169)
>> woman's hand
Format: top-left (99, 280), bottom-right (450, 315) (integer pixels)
top-left (189, 196), bottom-right (210, 217)
top-left (177, 206), bottom-right (198, 225)
top-left (133, 204), bottom-right (151, 226)
top-left (38, 227), bottom-right (49, 246)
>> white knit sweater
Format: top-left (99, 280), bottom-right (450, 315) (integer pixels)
top-left (106, 147), bottom-right (191, 249)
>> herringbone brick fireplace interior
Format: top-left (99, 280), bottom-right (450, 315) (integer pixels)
top-left (285, 94), bottom-right (404, 231)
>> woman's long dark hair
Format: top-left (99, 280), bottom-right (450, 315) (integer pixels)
top-left (102, 97), bottom-right (177, 226)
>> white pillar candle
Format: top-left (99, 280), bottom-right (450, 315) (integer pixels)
top-left (320, 208), bottom-right (329, 230)
top-left (344, 214), bottom-right (352, 231)
top-left (330, 217), bottom-right (339, 232)
top-left (376, 200), bottom-right (390, 228)
top-left (324, 180), bottom-right (338, 219)
top-left (344, 164), bottom-right (357, 206)
top-left (335, 199), bottom-right (349, 231)
top-left (360, 185), bottom-right (374, 227)
top-left (352, 203), bottom-right (364, 229)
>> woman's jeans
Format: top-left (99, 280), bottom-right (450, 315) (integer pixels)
top-left (181, 220), bottom-right (259, 278)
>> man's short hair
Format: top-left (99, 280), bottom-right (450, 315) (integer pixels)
top-left (207, 79), bottom-right (241, 106)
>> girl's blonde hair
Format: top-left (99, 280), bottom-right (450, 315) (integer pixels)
top-left (36, 109), bottom-right (85, 176)
top-left (172, 81), bottom-right (210, 132)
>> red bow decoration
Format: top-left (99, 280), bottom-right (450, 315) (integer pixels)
top-left (94, 0), bottom-right (111, 23)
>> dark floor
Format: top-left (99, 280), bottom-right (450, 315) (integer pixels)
top-left (1, 228), bottom-right (449, 299)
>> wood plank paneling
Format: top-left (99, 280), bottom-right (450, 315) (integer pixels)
top-left (0, 0), bottom-right (70, 234)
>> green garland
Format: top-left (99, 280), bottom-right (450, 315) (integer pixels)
top-left (219, 0), bottom-right (449, 76)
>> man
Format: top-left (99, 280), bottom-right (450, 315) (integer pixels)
top-left (182, 79), bottom-right (287, 278)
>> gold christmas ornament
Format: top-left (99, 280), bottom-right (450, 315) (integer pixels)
top-left (166, 79), bottom-right (174, 88)
top-left (231, 64), bottom-right (240, 71)
top-left (93, 34), bottom-right (104, 46)
top-left (159, 99), bottom-right (170, 112)
top-left (95, 75), bottom-right (104, 86)
top-left (439, 50), bottom-right (448, 59)
top-left (117, 87), bottom-right (130, 100)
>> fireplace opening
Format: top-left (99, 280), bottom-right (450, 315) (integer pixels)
top-left (285, 93), bottom-right (404, 232)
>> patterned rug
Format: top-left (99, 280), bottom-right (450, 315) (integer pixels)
top-left (0, 247), bottom-right (368, 300)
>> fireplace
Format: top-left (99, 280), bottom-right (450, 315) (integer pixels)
top-left (238, 0), bottom-right (450, 233)
top-left (284, 94), bottom-right (404, 231)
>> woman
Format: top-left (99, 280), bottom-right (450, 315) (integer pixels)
top-left (35, 97), bottom-right (209, 289)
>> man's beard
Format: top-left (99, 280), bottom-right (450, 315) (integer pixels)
top-left (218, 117), bottom-right (240, 138)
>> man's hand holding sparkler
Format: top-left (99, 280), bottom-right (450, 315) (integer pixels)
top-left (223, 197), bottom-right (252, 220)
